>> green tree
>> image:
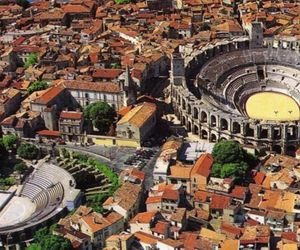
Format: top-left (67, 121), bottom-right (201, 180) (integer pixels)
top-left (14, 162), bottom-right (27, 174)
top-left (4, 177), bottom-right (16, 186)
top-left (17, 143), bottom-right (39, 160)
top-left (28, 227), bottom-right (72, 250)
top-left (220, 162), bottom-right (248, 180)
top-left (115, 0), bottom-right (131, 4)
top-left (84, 102), bottom-right (116, 134)
top-left (24, 53), bottom-right (38, 68)
top-left (27, 244), bottom-right (42, 250)
top-left (2, 134), bottom-right (18, 151)
top-left (16, 0), bottom-right (30, 9)
top-left (28, 80), bottom-right (49, 94)
top-left (212, 140), bottom-right (244, 164)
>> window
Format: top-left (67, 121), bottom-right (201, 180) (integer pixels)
top-left (85, 93), bottom-right (89, 98)
top-left (103, 94), bottom-right (107, 102)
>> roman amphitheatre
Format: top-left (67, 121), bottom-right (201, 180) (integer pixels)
top-left (0, 162), bottom-right (80, 244)
top-left (171, 31), bottom-right (300, 155)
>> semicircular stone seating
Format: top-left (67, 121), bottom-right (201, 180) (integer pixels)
top-left (20, 164), bottom-right (70, 211)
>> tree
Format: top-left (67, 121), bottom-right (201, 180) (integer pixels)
top-left (16, 0), bottom-right (30, 9)
top-left (84, 102), bottom-right (116, 134)
top-left (115, 0), bottom-right (131, 4)
top-left (28, 227), bottom-right (72, 250)
top-left (24, 53), bottom-right (38, 68)
top-left (27, 244), bottom-right (42, 250)
top-left (28, 81), bottom-right (49, 94)
top-left (2, 134), bottom-right (18, 151)
top-left (14, 162), bottom-right (27, 174)
top-left (4, 177), bottom-right (16, 186)
top-left (17, 143), bottom-right (39, 160)
top-left (212, 140), bottom-right (244, 164)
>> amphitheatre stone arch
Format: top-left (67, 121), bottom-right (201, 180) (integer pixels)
top-left (171, 36), bottom-right (300, 154)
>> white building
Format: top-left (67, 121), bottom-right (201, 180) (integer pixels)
top-left (61, 80), bottom-right (124, 110)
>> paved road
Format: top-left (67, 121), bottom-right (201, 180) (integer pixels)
top-left (62, 144), bottom-right (159, 190)
top-left (27, 139), bottom-right (158, 189)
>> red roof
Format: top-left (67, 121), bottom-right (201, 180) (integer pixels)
top-left (146, 196), bottom-right (162, 204)
top-left (230, 186), bottom-right (248, 199)
top-left (13, 36), bottom-right (26, 46)
top-left (37, 130), bottom-right (61, 137)
top-left (60, 111), bottom-right (83, 120)
top-left (194, 190), bottom-right (211, 203)
top-left (253, 172), bottom-right (266, 185)
top-left (62, 4), bottom-right (91, 13)
top-left (281, 232), bottom-right (297, 242)
top-left (117, 105), bottom-right (133, 117)
top-left (131, 168), bottom-right (146, 181)
top-left (220, 223), bottom-right (242, 237)
top-left (191, 153), bottom-right (214, 177)
top-left (131, 211), bottom-right (157, 224)
top-left (162, 189), bottom-right (179, 200)
top-left (151, 221), bottom-right (169, 234)
top-left (210, 194), bottom-right (231, 209)
top-left (35, 86), bottom-right (65, 105)
top-left (92, 69), bottom-right (123, 79)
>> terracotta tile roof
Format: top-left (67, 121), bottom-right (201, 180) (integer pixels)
top-left (169, 164), bottom-right (192, 179)
top-left (253, 171), bottom-right (266, 185)
top-left (263, 154), bottom-right (299, 170)
top-left (220, 239), bottom-right (239, 250)
top-left (35, 86), bottom-right (65, 105)
top-left (161, 139), bottom-right (182, 152)
top-left (170, 208), bottom-right (186, 222)
top-left (220, 222), bottom-right (243, 238)
top-left (229, 185), bottom-right (248, 199)
top-left (62, 4), bottom-right (91, 13)
top-left (131, 168), bottom-right (146, 181)
top-left (103, 182), bottom-right (141, 211)
top-left (62, 80), bottom-right (120, 93)
top-left (60, 111), bottom-right (83, 120)
top-left (259, 190), bottom-right (280, 210)
top-left (117, 102), bottom-right (157, 128)
top-left (146, 196), bottom-right (162, 204)
top-left (117, 105), bottom-right (133, 117)
top-left (281, 232), bottom-right (297, 242)
top-left (180, 231), bottom-right (214, 250)
top-left (37, 130), bottom-right (61, 137)
top-left (159, 238), bottom-right (183, 248)
top-left (187, 208), bottom-right (210, 221)
top-left (240, 225), bottom-right (270, 244)
top-left (81, 211), bottom-right (122, 233)
top-left (162, 189), bottom-right (179, 200)
top-left (191, 153), bottom-right (213, 177)
top-left (151, 220), bottom-right (169, 234)
top-left (130, 211), bottom-right (157, 224)
top-left (92, 68), bottom-right (123, 79)
top-left (210, 194), bottom-right (231, 209)
top-left (200, 228), bottom-right (226, 242)
top-left (134, 231), bottom-right (159, 245)
top-left (12, 45), bottom-right (40, 53)
top-left (194, 190), bottom-right (212, 203)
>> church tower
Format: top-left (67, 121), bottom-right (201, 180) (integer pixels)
top-left (122, 66), bottom-right (137, 106)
